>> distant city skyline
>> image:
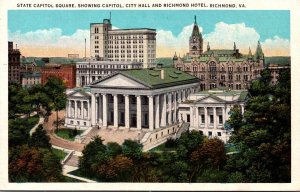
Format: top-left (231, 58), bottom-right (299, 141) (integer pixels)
top-left (8, 10), bottom-right (290, 58)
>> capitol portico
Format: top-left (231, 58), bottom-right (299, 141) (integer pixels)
top-left (64, 67), bottom-right (200, 131)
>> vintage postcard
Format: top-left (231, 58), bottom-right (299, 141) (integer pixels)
top-left (0, 0), bottom-right (299, 191)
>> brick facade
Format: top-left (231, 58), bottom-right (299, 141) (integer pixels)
top-left (42, 64), bottom-right (76, 88)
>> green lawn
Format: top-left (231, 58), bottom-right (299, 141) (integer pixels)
top-left (149, 142), bottom-right (176, 153)
top-left (52, 148), bottom-right (68, 160)
top-left (55, 129), bottom-right (83, 141)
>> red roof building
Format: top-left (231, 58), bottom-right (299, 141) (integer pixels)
top-left (41, 64), bottom-right (76, 89)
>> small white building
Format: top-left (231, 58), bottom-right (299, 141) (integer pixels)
top-left (21, 72), bottom-right (42, 88)
top-left (178, 89), bottom-right (248, 142)
top-left (76, 59), bottom-right (143, 87)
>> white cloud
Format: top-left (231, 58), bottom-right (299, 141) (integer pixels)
top-left (156, 21), bottom-right (290, 57)
top-left (156, 24), bottom-right (198, 57)
top-left (9, 23), bottom-right (290, 57)
top-left (204, 22), bottom-right (260, 54)
top-left (261, 36), bottom-right (290, 56)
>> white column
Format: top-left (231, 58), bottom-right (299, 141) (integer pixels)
top-left (98, 95), bottom-right (102, 125)
top-left (81, 101), bottom-right (84, 119)
top-left (155, 95), bottom-right (160, 129)
top-left (168, 93), bottom-right (172, 125)
top-left (91, 94), bottom-right (96, 126)
top-left (190, 106), bottom-right (194, 127)
top-left (222, 107), bottom-right (226, 125)
top-left (95, 94), bottom-right (98, 124)
top-left (213, 107), bottom-right (217, 129)
top-left (88, 99), bottom-right (91, 120)
top-left (102, 94), bottom-right (107, 127)
top-left (75, 100), bottom-right (78, 119)
top-left (161, 94), bottom-right (167, 127)
top-left (204, 107), bottom-right (208, 128)
top-left (195, 106), bottom-right (199, 129)
top-left (125, 95), bottom-right (130, 128)
top-left (68, 100), bottom-right (71, 118)
top-left (148, 96), bottom-right (154, 130)
top-left (178, 91), bottom-right (182, 103)
top-left (113, 94), bottom-right (118, 128)
top-left (136, 95), bottom-right (142, 129)
top-left (173, 92), bottom-right (177, 123)
top-left (183, 90), bottom-right (186, 101)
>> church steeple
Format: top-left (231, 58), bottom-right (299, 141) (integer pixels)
top-left (207, 42), bottom-right (210, 51)
top-left (233, 42), bottom-right (237, 51)
top-left (254, 41), bottom-right (264, 61)
top-left (189, 16), bottom-right (203, 56)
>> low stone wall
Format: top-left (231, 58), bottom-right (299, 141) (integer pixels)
top-left (141, 123), bottom-right (182, 151)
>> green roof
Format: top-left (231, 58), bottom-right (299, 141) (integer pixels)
top-left (34, 60), bottom-right (46, 67)
top-left (121, 67), bottom-right (199, 89)
top-left (203, 49), bottom-right (237, 55)
top-left (22, 72), bottom-right (41, 78)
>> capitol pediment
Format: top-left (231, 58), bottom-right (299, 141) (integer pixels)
top-left (91, 73), bottom-right (148, 89)
top-left (194, 95), bottom-right (224, 104)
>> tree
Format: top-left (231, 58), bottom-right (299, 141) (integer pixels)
top-left (226, 69), bottom-right (291, 182)
top-left (44, 76), bottom-right (67, 129)
top-left (28, 125), bottom-right (51, 149)
top-left (190, 138), bottom-right (226, 182)
top-left (78, 136), bottom-right (107, 177)
top-left (28, 84), bottom-right (51, 116)
top-left (9, 145), bottom-right (63, 182)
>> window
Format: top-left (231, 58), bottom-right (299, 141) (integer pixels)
top-left (208, 131), bottom-right (212, 137)
top-left (210, 115), bottom-right (214, 124)
top-left (199, 131), bottom-right (203, 135)
top-left (217, 132), bottom-right (222, 136)
top-left (219, 115), bottom-right (223, 124)
top-left (201, 115), bottom-right (205, 123)
top-left (70, 120), bottom-right (73, 124)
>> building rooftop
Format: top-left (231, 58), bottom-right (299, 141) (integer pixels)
top-left (120, 67), bottom-right (199, 89)
top-left (22, 72), bottom-right (41, 78)
top-left (77, 60), bottom-right (142, 65)
top-left (182, 88), bottom-right (249, 104)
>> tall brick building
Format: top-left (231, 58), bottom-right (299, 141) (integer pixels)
top-left (41, 64), bottom-right (76, 89)
top-left (8, 41), bottom-right (21, 83)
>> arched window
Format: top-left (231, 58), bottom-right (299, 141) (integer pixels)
top-left (209, 62), bottom-right (217, 72)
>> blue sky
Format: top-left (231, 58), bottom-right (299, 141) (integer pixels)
top-left (8, 10), bottom-right (290, 57)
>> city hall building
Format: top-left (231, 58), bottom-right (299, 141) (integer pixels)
top-left (90, 18), bottom-right (156, 68)
top-left (174, 16), bottom-right (265, 90)
top-left (65, 67), bottom-right (199, 130)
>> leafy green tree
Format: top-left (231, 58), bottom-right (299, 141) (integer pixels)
top-left (28, 125), bottom-right (51, 149)
top-left (9, 118), bottom-right (31, 147)
top-left (44, 76), bottom-right (67, 129)
top-left (226, 69), bottom-right (291, 182)
top-left (79, 136), bottom-right (107, 178)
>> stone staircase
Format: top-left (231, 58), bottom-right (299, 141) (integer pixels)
top-left (81, 127), bottom-right (99, 144)
top-left (175, 122), bottom-right (190, 139)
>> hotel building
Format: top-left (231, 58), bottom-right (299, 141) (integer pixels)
top-left (90, 18), bottom-right (156, 68)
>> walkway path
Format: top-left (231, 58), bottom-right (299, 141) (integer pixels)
top-left (29, 116), bottom-right (45, 136)
top-left (43, 110), bottom-right (85, 152)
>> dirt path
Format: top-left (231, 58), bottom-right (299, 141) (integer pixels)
top-left (43, 110), bottom-right (85, 152)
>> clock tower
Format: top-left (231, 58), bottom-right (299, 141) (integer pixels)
top-left (189, 16), bottom-right (203, 56)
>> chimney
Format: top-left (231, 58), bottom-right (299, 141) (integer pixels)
top-left (161, 69), bottom-right (164, 79)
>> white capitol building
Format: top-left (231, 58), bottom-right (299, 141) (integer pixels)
top-left (65, 67), bottom-right (247, 147)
